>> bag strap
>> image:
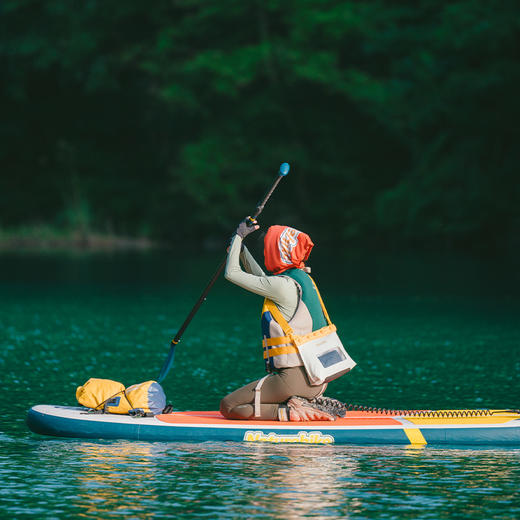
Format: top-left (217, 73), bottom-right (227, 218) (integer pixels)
top-left (97, 390), bottom-right (126, 413)
top-left (97, 389), bottom-right (133, 414)
top-left (307, 275), bottom-right (332, 326)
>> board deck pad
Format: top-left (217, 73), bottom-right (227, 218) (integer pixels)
top-left (27, 405), bottom-right (520, 446)
top-left (156, 410), bottom-right (404, 426)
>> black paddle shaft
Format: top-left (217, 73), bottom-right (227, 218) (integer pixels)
top-left (170, 170), bottom-right (287, 347)
top-left (170, 259), bottom-right (226, 345)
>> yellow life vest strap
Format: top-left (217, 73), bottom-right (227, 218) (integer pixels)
top-left (263, 322), bottom-right (338, 347)
top-left (262, 325), bottom-right (337, 359)
top-left (263, 345), bottom-right (299, 359)
top-left (263, 299), bottom-right (294, 335)
top-left (263, 335), bottom-right (293, 347)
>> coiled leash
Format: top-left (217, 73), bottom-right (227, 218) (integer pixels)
top-left (306, 397), bottom-right (520, 419)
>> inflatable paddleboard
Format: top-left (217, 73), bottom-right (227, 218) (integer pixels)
top-left (27, 405), bottom-right (520, 446)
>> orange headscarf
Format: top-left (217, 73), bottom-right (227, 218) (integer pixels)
top-left (264, 225), bottom-right (314, 274)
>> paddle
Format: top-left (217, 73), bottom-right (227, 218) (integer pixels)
top-left (157, 162), bottom-right (290, 382)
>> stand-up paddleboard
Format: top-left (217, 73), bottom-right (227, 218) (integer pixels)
top-left (27, 405), bottom-right (520, 446)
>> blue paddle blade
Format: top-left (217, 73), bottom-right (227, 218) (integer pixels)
top-left (279, 162), bottom-right (290, 176)
top-left (157, 343), bottom-right (177, 383)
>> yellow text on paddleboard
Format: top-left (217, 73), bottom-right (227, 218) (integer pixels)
top-left (243, 430), bottom-right (334, 444)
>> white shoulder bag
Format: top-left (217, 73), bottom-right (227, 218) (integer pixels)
top-left (267, 277), bottom-right (356, 386)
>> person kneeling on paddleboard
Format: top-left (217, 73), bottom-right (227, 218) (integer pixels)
top-left (221, 219), bottom-right (356, 422)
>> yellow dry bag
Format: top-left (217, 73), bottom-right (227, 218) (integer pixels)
top-left (76, 378), bottom-right (166, 416)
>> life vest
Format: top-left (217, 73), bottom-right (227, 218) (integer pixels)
top-left (261, 269), bottom-right (337, 372)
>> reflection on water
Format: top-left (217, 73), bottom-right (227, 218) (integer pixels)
top-left (4, 440), bottom-right (513, 519)
top-left (70, 443), bottom-right (160, 518)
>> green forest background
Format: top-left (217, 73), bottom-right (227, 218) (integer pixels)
top-left (1, 0), bottom-right (519, 253)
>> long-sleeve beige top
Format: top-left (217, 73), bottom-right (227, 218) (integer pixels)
top-left (224, 234), bottom-right (298, 321)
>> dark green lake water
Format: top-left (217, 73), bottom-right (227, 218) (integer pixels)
top-left (1, 250), bottom-right (519, 519)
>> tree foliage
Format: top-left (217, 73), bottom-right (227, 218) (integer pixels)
top-left (1, 0), bottom-right (518, 250)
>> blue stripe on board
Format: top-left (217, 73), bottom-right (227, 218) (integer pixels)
top-left (421, 426), bottom-right (520, 446)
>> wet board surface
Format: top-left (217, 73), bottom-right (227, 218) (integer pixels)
top-left (27, 405), bottom-right (520, 446)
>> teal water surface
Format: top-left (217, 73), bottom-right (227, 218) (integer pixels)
top-left (1, 250), bottom-right (519, 519)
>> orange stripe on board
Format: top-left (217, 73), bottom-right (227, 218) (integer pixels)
top-left (156, 411), bottom-right (403, 426)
